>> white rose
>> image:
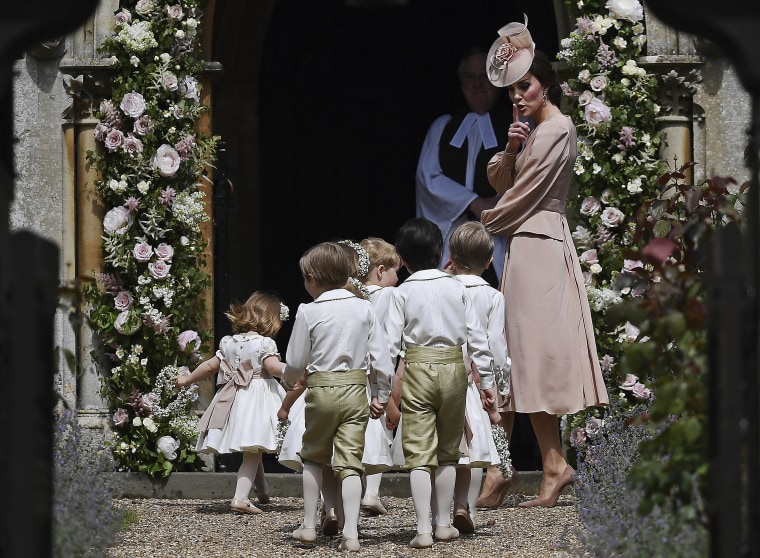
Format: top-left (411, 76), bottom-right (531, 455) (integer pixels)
top-left (161, 71), bottom-right (179, 92)
top-left (103, 206), bottom-right (133, 234)
top-left (157, 436), bottom-right (180, 460)
top-left (153, 144), bottom-right (181, 177)
top-left (142, 416), bottom-right (158, 433)
top-left (589, 263), bottom-right (603, 275)
top-left (578, 69), bottom-right (591, 83)
top-left (167, 4), bottom-right (183, 20)
top-left (605, 0), bottom-right (644, 22)
top-left (137, 180), bottom-right (150, 194)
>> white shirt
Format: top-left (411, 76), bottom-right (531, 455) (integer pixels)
top-left (384, 269), bottom-right (495, 390)
top-left (454, 274), bottom-right (511, 395)
top-left (282, 288), bottom-right (393, 403)
top-left (414, 114), bottom-right (507, 278)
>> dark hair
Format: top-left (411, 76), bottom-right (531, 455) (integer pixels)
top-left (395, 217), bottom-right (443, 272)
top-left (529, 50), bottom-right (562, 106)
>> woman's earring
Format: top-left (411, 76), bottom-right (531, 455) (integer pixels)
top-left (542, 90), bottom-right (548, 106)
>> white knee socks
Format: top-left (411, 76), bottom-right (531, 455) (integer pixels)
top-left (434, 465), bottom-right (456, 528)
top-left (234, 451), bottom-right (261, 500)
top-left (410, 469), bottom-right (432, 535)
top-left (468, 468), bottom-right (483, 520)
top-left (364, 472), bottom-right (382, 497)
top-left (341, 475), bottom-right (362, 539)
top-left (302, 463), bottom-right (323, 528)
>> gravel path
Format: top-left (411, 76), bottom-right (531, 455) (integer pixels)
top-left (107, 494), bottom-right (583, 557)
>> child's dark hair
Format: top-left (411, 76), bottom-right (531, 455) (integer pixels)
top-left (449, 221), bottom-right (494, 272)
top-left (226, 291), bottom-right (283, 337)
top-left (529, 50), bottom-right (562, 106)
top-left (395, 217), bottom-right (443, 272)
top-left (299, 241), bottom-right (352, 289)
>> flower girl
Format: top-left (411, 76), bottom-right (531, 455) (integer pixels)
top-left (173, 291), bottom-right (289, 514)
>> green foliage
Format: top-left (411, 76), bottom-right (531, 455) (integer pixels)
top-left (614, 165), bottom-right (748, 517)
top-left (82, 0), bottom-right (218, 477)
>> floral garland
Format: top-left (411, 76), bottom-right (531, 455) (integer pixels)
top-left (556, 0), bottom-right (664, 453)
top-left (339, 239), bottom-right (372, 299)
top-left (84, 0), bottom-right (219, 477)
top-left (491, 424), bottom-right (513, 479)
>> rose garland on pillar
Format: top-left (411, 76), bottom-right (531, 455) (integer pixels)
top-left (84, 0), bottom-right (219, 478)
top-left (556, 0), bottom-right (666, 453)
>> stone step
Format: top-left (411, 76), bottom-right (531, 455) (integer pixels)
top-left (108, 470), bottom-right (548, 500)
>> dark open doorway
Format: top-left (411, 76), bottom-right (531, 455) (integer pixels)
top-left (211, 0), bottom-right (559, 472)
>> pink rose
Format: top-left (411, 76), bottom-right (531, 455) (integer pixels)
top-left (135, 0), bottom-right (152, 15)
top-left (579, 196), bottom-right (601, 216)
top-left (601, 207), bottom-right (625, 227)
top-left (114, 310), bottom-right (140, 335)
top-left (578, 90), bottom-right (595, 107)
top-left (114, 290), bottom-right (133, 311)
top-left (161, 71), bottom-right (179, 92)
top-left (177, 330), bottom-right (201, 352)
top-left (104, 129), bottom-right (124, 152)
top-left (133, 241), bottom-right (153, 262)
top-left (119, 91), bottom-right (146, 118)
top-left (570, 427), bottom-right (587, 447)
top-left (623, 259), bottom-right (643, 273)
top-left (112, 408), bottom-right (129, 426)
top-left (632, 382), bottom-right (652, 400)
top-left (139, 393), bottom-right (156, 411)
top-left (620, 373), bottom-right (638, 391)
top-left (94, 123), bottom-right (109, 141)
top-left (153, 144), bottom-right (181, 177)
top-left (585, 417), bottom-right (602, 437)
top-left (166, 4), bottom-right (183, 20)
top-left (155, 243), bottom-right (174, 261)
top-left (134, 115), bottom-right (153, 136)
top-left (148, 260), bottom-right (171, 279)
top-left (590, 75), bottom-right (608, 92)
top-left (584, 97), bottom-right (612, 127)
top-left (114, 9), bottom-right (131, 25)
top-left (122, 134), bottom-right (144, 155)
top-left (580, 249), bottom-right (599, 267)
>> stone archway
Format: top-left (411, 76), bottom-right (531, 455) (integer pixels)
top-left (209, 0), bottom-right (561, 472)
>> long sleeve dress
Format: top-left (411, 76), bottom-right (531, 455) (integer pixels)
top-left (480, 114), bottom-right (609, 415)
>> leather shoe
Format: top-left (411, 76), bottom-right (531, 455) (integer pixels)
top-left (338, 537), bottom-right (361, 552)
top-left (409, 533), bottom-right (434, 548)
top-left (452, 508), bottom-right (475, 534)
top-left (360, 494), bottom-right (388, 515)
top-left (434, 525), bottom-right (459, 541)
top-left (321, 511), bottom-right (340, 536)
top-left (291, 525), bottom-right (317, 543)
top-left (230, 498), bottom-right (263, 515)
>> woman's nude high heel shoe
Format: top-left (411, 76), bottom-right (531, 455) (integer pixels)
top-left (518, 465), bottom-right (574, 508)
top-left (476, 467), bottom-right (517, 509)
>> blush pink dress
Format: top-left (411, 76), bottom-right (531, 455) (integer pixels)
top-left (481, 114), bottom-right (609, 415)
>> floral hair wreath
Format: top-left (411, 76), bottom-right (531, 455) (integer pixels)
top-left (338, 239), bottom-right (370, 277)
top-left (279, 302), bottom-right (290, 321)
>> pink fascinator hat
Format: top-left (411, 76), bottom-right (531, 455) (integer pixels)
top-left (486, 14), bottom-right (536, 87)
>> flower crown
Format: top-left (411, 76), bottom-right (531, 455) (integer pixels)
top-left (279, 302), bottom-right (290, 321)
top-left (338, 239), bottom-right (370, 277)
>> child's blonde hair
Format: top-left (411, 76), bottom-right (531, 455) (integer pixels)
top-left (226, 291), bottom-right (284, 337)
top-left (449, 221), bottom-right (494, 271)
top-left (299, 241), bottom-right (352, 290)
top-left (359, 237), bottom-right (401, 281)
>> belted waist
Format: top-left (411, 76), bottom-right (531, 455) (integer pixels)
top-left (308, 369), bottom-right (367, 387)
top-left (405, 346), bottom-right (463, 364)
top-left (537, 197), bottom-right (566, 214)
